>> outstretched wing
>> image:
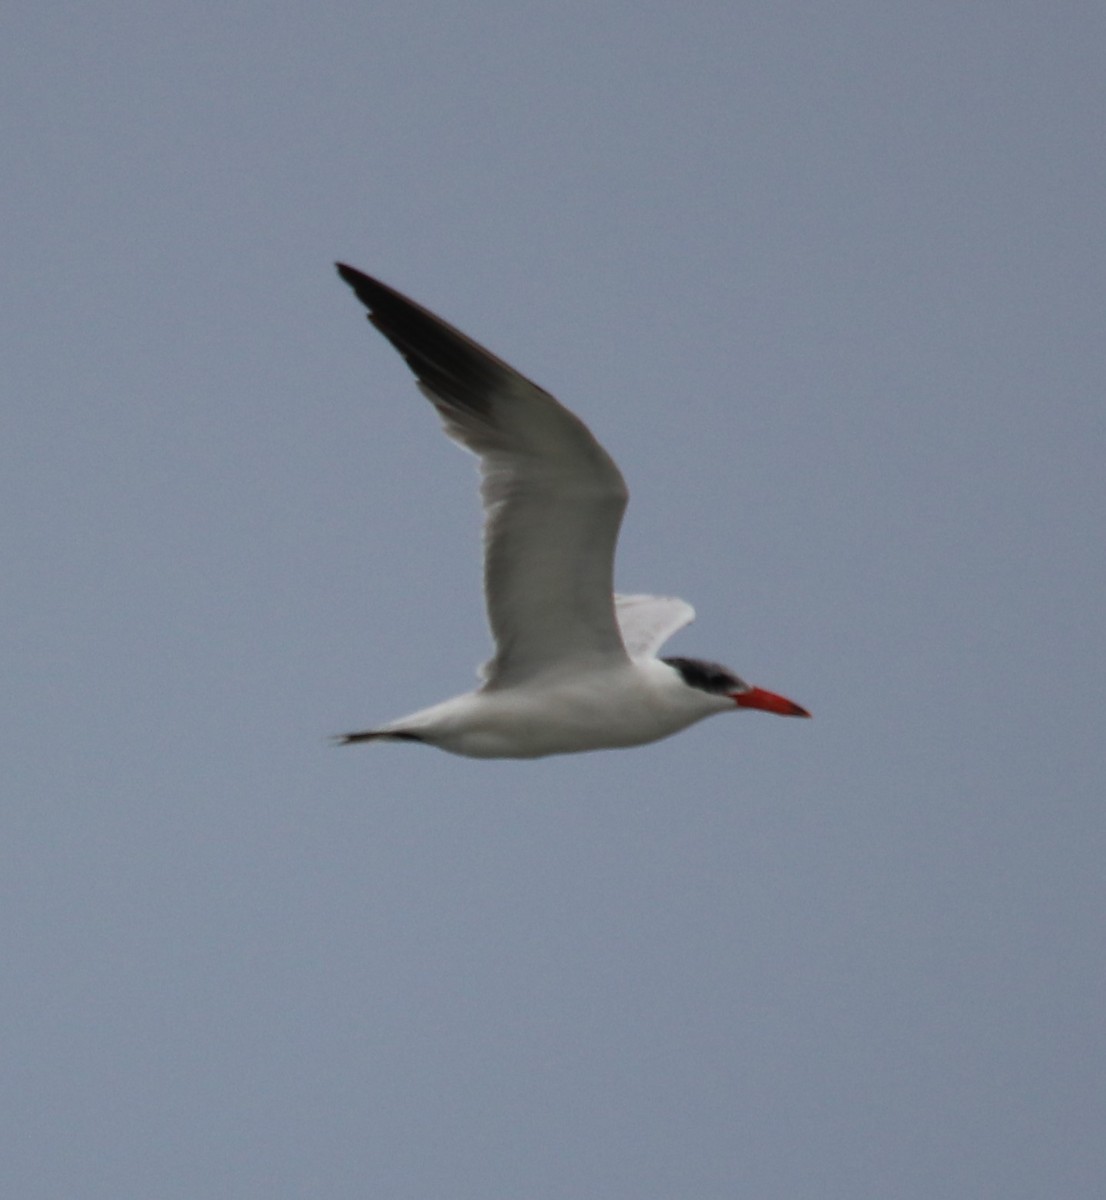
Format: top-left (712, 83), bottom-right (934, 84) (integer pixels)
top-left (336, 264), bottom-right (631, 687)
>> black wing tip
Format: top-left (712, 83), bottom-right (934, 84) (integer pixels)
top-left (335, 264), bottom-right (422, 335)
top-left (335, 261), bottom-right (363, 284)
top-left (335, 262), bottom-right (387, 309)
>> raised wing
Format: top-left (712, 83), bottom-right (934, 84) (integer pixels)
top-left (614, 594), bottom-right (696, 659)
top-left (336, 264), bottom-right (631, 687)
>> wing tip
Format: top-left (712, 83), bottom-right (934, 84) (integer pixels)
top-left (335, 261), bottom-right (380, 306)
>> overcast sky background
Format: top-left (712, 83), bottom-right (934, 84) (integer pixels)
top-left (4, 4), bottom-right (1104, 1197)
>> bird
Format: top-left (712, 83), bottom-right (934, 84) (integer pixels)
top-left (333, 264), bottom-right (809, 758)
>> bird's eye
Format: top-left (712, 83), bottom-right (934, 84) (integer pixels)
top-left (663, 656), bottom-right (744, 695)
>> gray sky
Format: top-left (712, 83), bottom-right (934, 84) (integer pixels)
top-left (4, 3), bottom-right (1104, 1197)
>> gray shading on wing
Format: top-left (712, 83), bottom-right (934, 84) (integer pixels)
top-left (614, 594), bottom-right (696, 659)
top-left (336, 264), bottom-right (631, 687)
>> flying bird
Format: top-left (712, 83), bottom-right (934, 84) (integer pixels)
top-left (334, 264), bottom-right (809, 758)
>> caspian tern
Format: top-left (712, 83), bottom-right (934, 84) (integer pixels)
top-left (334, 264), bottom-right (809, 758)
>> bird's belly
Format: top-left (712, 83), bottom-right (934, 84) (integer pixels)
top-left (436, 677), bottom-right (703, 759)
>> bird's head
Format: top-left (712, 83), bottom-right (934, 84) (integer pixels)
top-left (662, 656), bottom-right (810, 718)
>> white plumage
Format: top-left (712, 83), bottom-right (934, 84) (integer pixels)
top-left (334, 265), bottom-right (808, 758)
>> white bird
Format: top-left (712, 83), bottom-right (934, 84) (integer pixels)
top-left (334, 264), bottom-right (809, 758)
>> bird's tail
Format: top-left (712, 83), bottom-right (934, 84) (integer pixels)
top-left (332, 730), bottom-right (425, 746)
